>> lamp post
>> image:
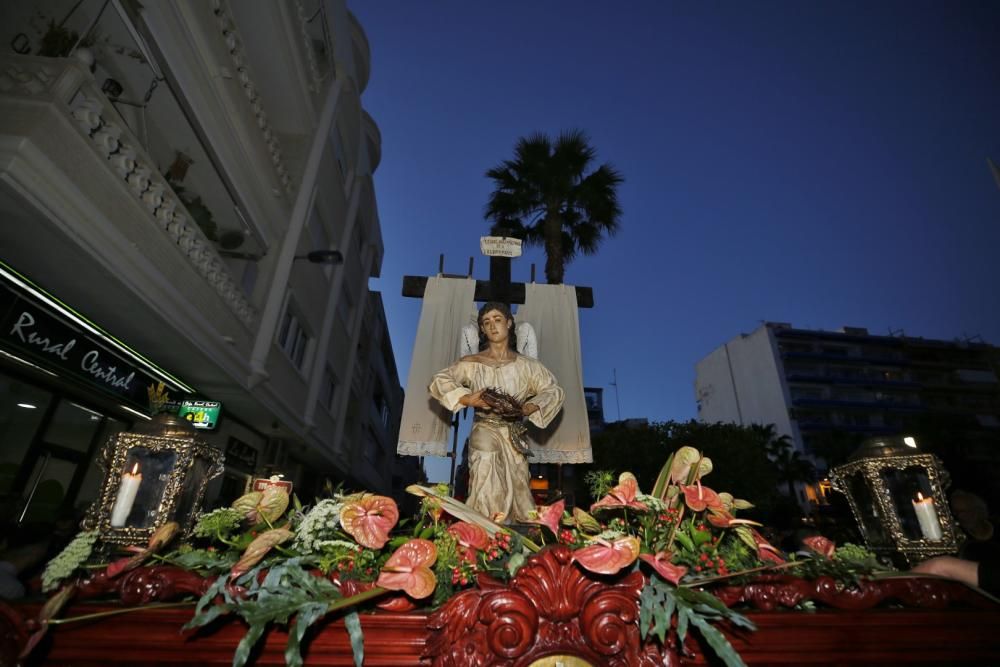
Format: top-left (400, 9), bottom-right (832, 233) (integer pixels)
top-left (830, 435), bottom-right (961, 565)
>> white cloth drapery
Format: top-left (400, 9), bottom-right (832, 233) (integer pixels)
top-left (397, 276), bottom-right (477, 457)
top-left (516, 283), bottom-right (593, 463)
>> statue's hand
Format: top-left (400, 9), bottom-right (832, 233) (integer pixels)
top-left (459, 389), bottom-right (491, 410)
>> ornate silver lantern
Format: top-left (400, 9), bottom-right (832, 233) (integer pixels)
top-left (84, 413), bottom-right (224, 546)
top-left (829, 435), bottom-right (960, 564)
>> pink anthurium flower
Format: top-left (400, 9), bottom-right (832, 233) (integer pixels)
top-left (639, 551), bottom-right (688, 585)
top-left (750, 528), bottom-right (786, 565)
top-left (572, 536), bottom-right (640, 575)
top-left (681, 482), bottom-right (724, 513)
top-left (706, 509), bottom-right (762, 529)
top-left (590, 475), bottom-right (648, 512)
top-left (802, 535), bottom-right (836, 559)
top-left (376, 538), bottom-right (438, 599)
top-left (340, 494), bottom-right (399, 550)
top-left (526, 499), bottom-right (565, 536)
top-left (447, 521), bottom-right (490, 563)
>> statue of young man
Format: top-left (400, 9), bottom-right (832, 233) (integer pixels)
top-left (429, 302), bottom-right (564, 522)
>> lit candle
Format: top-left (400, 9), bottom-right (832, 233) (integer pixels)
top-left (912, 492), bottom-right (942, 541)
top-left (110, 462), bottom-right (142, 527)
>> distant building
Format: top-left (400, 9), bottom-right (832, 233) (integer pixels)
top-left (584, 386), bottom-right (605, 432)
top-left (695, 322), bottom-right (1000, 504)
top-left (0, 0), bottom-right (417, 526)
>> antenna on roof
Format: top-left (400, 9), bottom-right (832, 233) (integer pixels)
top-left (888, 327), bottom-right (905, 337)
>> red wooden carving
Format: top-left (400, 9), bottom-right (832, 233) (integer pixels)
top-left (714, 574), bottom-right (997, 612)
top-left (425, 544), bottom-right (673, 666)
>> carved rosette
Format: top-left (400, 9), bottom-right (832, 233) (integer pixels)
top-left (425, 545), bottom-right (667, 666)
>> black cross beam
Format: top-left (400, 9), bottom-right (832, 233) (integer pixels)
top-left (402, 256), bottom-right (594, 308)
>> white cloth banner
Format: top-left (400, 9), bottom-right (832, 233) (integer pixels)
top-left (397, 276), bottom-right (476, 457)
top-left (516, 284), bottom-right (593, 463)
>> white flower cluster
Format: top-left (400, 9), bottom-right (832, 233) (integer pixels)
top-left (293, 499), bottom-right (344, 554)
top-left (41, 529), bottom-right (100, 592)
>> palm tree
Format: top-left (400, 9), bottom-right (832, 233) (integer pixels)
top-left (484, 130), bottom-right (623, 284)
top-left (765, 434), bottom-right (816, 500)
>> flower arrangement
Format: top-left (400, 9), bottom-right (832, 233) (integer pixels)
top-left (34, 447), bottom-right (892, 667)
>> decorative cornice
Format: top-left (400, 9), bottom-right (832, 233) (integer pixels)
top-left (293, 0), bottom-right (329, 95)
top-left (210, 0), bottom-right (292, 195)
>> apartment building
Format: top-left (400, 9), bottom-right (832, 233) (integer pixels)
top-left (695, 323), bottom-right (1000, 501)
top-left (0, 0), bottom-right (414, 527)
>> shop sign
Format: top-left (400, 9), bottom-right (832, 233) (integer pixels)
top-left (0, 282), bottom-right (181, 412)
top-left (179, 400), bottom-right (222, 430)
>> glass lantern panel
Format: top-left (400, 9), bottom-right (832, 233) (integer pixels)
top-left (175, 457), bottom-right (211, 528)
top-left (847, 471), bottom-right (890, 545)
top-left (879, 466), bottom-right (940, 541)
top-left (115, 446), bottom-right (177, 528)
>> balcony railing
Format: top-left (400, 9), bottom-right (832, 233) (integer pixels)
top-left (0, 54), bottom-right (256, 327)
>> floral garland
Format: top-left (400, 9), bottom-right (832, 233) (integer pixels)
top-left (33, 446), bottom-right (890, 667)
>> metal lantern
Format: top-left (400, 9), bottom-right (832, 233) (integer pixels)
top-left (829, 435), bottom-right (961, 564)
top-left (84, 413), bottom-right (224, 546)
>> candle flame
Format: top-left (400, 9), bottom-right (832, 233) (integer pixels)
top-left (916, 492), bottom-right (924, 501)
top-left (131, 462), bottom-right (140, 475)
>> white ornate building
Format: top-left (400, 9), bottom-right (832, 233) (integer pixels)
top-left (0, 0), bottom-right (417, 524)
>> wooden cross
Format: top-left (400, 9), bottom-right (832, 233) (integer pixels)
top-left (402, 255), bottom-right (594, 308)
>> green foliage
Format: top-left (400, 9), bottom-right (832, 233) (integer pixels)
top-left (640, 576), bottom-right (754, 667)
top-left (193, 508), bottom-right (244, 541)
top-left (165, 547), bottom-right (235, 574)
top-left (41, 530), bottom-right (99, 592)
top-left (185, 558), bottom-right (346, 667)
top-left (794, 542), bottom-right (889, 584)
top-left (583, 420), bottom-right (783, 518)
top-left (583, 469), bottom-right (615, 501)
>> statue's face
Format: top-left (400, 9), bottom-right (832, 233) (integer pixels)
top-left (479, 309), bottom-right (511, 343)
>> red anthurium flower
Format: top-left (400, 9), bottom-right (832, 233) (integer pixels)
top-left (572, 536), bottom-right (640, 575)
top-left (340, 494), bottom-right (399, 549)
top-left (681, 483), bottom-right (723, 513)
top-left (526, 499), bottom-right (565, 536)
top-left (376, 538), bottom-right (438, 599)
top-left (750, 528), bottom-right (786, 565)
top-left (591, 475), bottom-right (648, 512)
top-left (447, 521), bottom-right (490, 563)
top-left (639, 551), bottom-right (688, 585)
top-left (706, 509), bottom-right (762, 529)
top-left (802, 535), bottom-right (836, 559)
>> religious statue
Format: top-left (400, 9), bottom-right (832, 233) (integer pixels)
top-left (429, 302), bottom-right (565, 522)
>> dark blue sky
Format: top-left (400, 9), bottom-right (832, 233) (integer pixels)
top-left (352, 2), bottom-right (1000, 479)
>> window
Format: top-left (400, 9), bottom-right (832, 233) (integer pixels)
top-left (320, 366), bottom-right (338, 414)
top-left (278, 303), bottom-right (312, 371)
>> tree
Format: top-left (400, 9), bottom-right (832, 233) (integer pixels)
top-left (764, 434), bottom-right (816, 500)
top-left (484, 130), bottom-right (623, 284)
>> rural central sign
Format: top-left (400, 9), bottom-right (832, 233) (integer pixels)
top-left (480, 236), bottom-right (522, 258)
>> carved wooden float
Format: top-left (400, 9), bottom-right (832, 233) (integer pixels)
top-left (6, 545), bottom-right (1000, 666)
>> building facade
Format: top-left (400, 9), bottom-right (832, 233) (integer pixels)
top-left (0, 0), bottom-right (414, 529)
top-left (696, 322), bottom-right (1000, 503)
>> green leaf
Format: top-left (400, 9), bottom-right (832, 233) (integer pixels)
top-left (639, 586), bottom-right (652, 640)
top-left (344, 610), bottom-right (364, 667)
top-left (232, 622), bottom-right (267, 667)
top-left (184, 574), bottom-right (230, 630)
top-left (285, 602), bottom-right (329, 667)
top-left (507, 552), bottom-right (526, 576)
top-left (673, 530), bottom-right (695, 553)
top-left (651, 451), bottom-right (675, 500)
top-left (689, 613), bottom-right (748, 667)
top-left (676, 605), bottom-right (690, 644)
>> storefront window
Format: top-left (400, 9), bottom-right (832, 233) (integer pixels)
top-left (0, 376), bottom-right (53, 497)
